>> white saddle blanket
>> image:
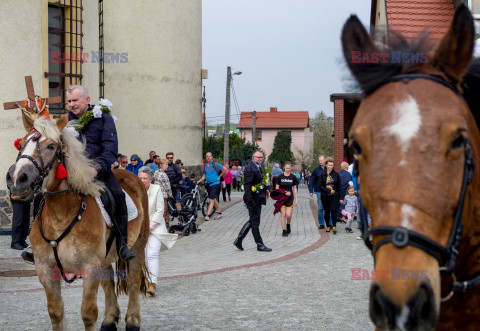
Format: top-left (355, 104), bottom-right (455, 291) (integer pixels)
top-left (95, 190), bottom-right (138, 227)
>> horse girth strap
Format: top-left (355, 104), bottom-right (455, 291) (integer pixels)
top-left (358, 73), bottom-right (477, 296)
top-left (37, 195), bottom-right (88, 284)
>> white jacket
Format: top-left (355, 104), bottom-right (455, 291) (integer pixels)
top-left (147, 184), bottom-right (177, 249)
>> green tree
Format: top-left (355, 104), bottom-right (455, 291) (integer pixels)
top-left (268, 131), bottom-right (294, 165)
top-left (310, 111), bottom-right (334, 158)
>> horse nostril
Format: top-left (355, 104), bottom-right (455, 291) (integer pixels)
top-left (18, 173), bottom-right (29, 184)
top-left (407, 282), bottom-right (438, 330)
top-left (370, 283), bottom-right (396, 330)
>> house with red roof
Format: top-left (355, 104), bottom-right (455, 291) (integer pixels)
top-left (237, 107), bottom-right (313, 162)
top-left (332, 0), bottom-right (474, 170)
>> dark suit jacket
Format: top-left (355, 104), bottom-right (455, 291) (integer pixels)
top-left (318, 170), bottom-right (341, 197)
top-left (243, 161), bottom-right (269, 206)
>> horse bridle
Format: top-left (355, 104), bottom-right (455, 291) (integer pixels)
top-left (16, 128), bottom-right (61, 194)
top-left (358, 74), bottom-right (480, 299)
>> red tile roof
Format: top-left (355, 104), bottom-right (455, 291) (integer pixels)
top-left (386, 0), bottom-right (454, 40)
top-left (237, 109), bottom-right (309, 129)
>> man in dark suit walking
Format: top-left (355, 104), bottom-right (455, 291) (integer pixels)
top-left (233, 150), bottom-right (272, 252)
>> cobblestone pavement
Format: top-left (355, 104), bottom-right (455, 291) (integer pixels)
top-left (0, 186), bottom-right (375, 330)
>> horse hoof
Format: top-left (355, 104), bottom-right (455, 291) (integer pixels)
top-left (126, 326), bottom-right (140, 331)
top-left (100, 323), bottom-right (117, 331)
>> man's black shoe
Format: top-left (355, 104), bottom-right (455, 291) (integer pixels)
top-left (11, 243), bottom-right (25, 250)
top-left (21, 251), bottom-right (34, 263)
top-left (119, 245), bottom-right (135, 261)
top-left (20, 241), bottom-right (29, 248)
top-left (233, 238), bottom-right (244, 250)
top-left (257, 243), bottom-right (272, 252)
top-left (282, 230), bottom-right (288, 237)
top-left (319, 225), bottom-right (325, 229)
top-left (286, 224), bottom-right (291, 234)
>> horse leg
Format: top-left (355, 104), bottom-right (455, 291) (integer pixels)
top-left (125, 258), bottom-right (143, 330)
top-left (100, 264), bottom-right (120, 331)
top-left (36, 266), bottom-right (66, 330)
top-left (81, 267), bottom-right (101, 330)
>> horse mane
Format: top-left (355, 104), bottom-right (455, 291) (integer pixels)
top-left (33, 118), bottom-right (104, 197)
top-left (462, 62), bottom-right (480, 130)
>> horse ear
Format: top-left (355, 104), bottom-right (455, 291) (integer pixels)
top-left (56, 114), bottom-right (69, 131)
top-left (341, 15), bottom-right (380, 91)
top-left (21, 109), bottom-right (35, 132)
top-left (431, 3), bottom-right (474, 84)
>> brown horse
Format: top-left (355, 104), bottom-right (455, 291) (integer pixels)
top-left (342, 4), bottom-right (480, 331)
top-left (6, 112), bottom-right (150, 330)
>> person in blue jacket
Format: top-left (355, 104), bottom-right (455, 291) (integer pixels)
top-left (308, 155), bottom-right (326, 228)
top-left (67, 85), bottom-right (135, 261)
top-left (126, 154), bottom-right (144, 175)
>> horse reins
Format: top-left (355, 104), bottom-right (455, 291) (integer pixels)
top-left (359, 74), bottom-right (480, 300)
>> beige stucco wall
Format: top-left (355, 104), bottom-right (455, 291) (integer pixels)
top-left (81, 0), bottom-right (100, 103)
top-left (0, 0), bottom-right (43, 191)
top-left (375, 0), bottom-right (387, 27)
top-left (103, 0), bottom-right (203, 165)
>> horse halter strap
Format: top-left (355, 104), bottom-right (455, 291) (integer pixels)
top-left (16, 129), bottom-right (60, 193)
top-left (37, 194), bottom-right (88, 284)
top-left (361, 74), bottom-right (479, 296)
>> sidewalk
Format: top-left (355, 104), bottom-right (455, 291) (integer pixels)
top-left (0, 186), bottom-right (375, 330)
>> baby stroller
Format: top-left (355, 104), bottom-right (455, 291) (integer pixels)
top-left (167, 197), bottom-right (200, 236)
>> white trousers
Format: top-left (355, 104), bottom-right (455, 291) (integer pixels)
top-left (145, 233), bottom-right (162, 284)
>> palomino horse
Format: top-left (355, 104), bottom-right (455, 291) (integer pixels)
top-left (342, 4), bottom-right (480, 331)
top-left (6, 112), bottom-right (150, 330)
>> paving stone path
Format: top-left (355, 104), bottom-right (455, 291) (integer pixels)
top-left (0, 186), bottom-right (375, 330)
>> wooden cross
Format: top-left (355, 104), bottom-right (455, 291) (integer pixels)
top-left (3, 76), bottom-right (61, 110)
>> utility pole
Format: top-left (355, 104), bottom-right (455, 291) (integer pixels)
top-left (202, 85), bottom-right (206, 139)
top-left (252, 110), bottom-right (257, 146)
top-left (224, 66), bottom-right (232, 164)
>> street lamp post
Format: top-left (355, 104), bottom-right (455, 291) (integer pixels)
top-left (224, 66), bottom-right (241, 164)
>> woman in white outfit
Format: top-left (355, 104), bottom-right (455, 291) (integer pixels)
top-left (138, 166), bottom-right (177, 296)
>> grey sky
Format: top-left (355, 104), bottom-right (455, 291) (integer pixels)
top-left (202, 0), bottom-right (370, 125)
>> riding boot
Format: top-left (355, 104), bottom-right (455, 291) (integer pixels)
top-left (252, 226), bottom-right (272, 252)
top-left (233, 221), bottom-right (251, 250)
top-left (115, 215), bottom-right (135, 261)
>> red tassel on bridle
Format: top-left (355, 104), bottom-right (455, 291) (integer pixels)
top-left (14, 138), bottom-right (21, 151)
top-left (56, 163), bottom-right (68, 179)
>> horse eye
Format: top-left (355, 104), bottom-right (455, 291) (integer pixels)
top-left (352, 140), bottom-right (363, 155)
top-left (451, 135), bottom-right (465, 150)
top-left (47, 144), bottom-right (56, 150)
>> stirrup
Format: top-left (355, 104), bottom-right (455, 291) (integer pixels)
top-left (118, 244), bottom-right (135, 261)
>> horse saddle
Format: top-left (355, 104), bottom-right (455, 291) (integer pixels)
top-left (95, 188), bottom-right (138, 227)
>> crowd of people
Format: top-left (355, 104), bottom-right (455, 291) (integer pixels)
top-left (7, 83), bottom-right (370, 304)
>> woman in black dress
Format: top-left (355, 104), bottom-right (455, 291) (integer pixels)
top-left (275, 162), bottom-right (298, 237)
top-left (318, 157), bottom-right (342, 234)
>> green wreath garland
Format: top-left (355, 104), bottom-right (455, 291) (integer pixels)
top-left (75, 103), bottom-right (112, 132)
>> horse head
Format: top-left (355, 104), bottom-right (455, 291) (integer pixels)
top-left (6, 112), bottom-right (69, 201)
top-left (342, 4), bottom-right (479, 330)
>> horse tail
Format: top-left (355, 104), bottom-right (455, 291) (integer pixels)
top-left (115, 260), bottom-right (129, 295)
top-left (139, 263), bottom-right (150, 296)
